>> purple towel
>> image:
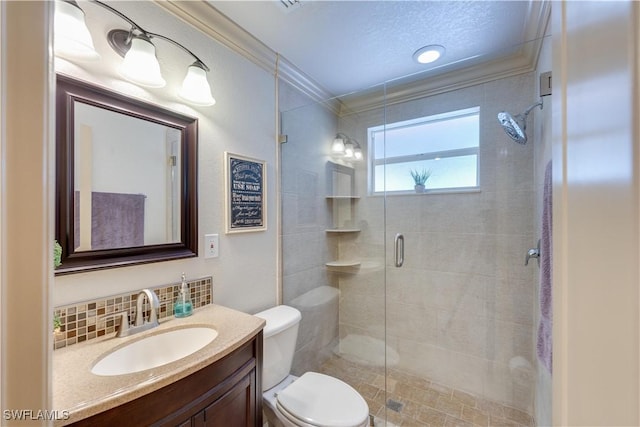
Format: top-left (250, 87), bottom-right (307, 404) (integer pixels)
top-left (537, 160), bottom-right (553, 373)
top-left (74, 191), bottom-right (146, 250)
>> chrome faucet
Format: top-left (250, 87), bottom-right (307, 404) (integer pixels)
top-left (100, 289), bottom-right (160, 338)
top-left (135, 288), bottom-right (160, 328)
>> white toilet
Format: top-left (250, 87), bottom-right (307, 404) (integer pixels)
top-left (255, 305), bottom-right (370, 427)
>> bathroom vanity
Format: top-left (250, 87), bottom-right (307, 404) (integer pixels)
top-left (53, 305), bottom-right (264, 426)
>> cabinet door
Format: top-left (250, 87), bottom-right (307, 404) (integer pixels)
top-left (192, 410), bottom-right (205, 427)
top-left (202, 371), bottom-right (255, 427)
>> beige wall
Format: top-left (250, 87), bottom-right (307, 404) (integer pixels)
top-left (52, 1), bottom-right (279, 315)
top-left (553, 1), bottom-right (640, 424)
top-left (1, 2), bottom-right (54, 423)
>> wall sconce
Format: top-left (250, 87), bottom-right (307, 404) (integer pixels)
top-left (54, 0), bottom-right (216, 107)
top-left (332, 133), bottom-right (362, 161)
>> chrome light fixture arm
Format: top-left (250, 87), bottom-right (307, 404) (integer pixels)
top-left (333, 132), bottom-right (362, 160)
top-left (146, 32), bottom-right (210, 72)
top-left (91, 0), bottom-right (141, 33)
top-left (334, 133), bottom-right (362, 149)
top-left (91, 0), bottom-right (210, 71)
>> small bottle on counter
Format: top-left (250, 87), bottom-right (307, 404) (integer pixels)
top-left (174, 272), bottom-right (193, 318)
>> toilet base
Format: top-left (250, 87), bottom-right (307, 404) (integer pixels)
top-left (263, 375), bottom-right (298, 427)
top-left (263, 405), bottom-right (288, 427)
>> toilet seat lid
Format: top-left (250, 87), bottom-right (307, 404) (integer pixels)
top-left (276, 372), bottom-right (369, 427)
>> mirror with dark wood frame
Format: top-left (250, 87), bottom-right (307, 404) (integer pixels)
top-left (55, 74), bottom-right (198, 274)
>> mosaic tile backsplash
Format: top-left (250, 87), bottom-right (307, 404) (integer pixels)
top-left (53, 276), bottom-right (213, 350)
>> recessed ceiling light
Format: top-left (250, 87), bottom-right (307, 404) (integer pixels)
top-left (413, 45), bottom-right (445, 64)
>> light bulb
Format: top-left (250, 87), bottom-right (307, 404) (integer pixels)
top-left (332, 136), bottom-right (345, 154)
top-left (344, 142), bottom-right (354, 158)
top-left (118, 36), bottom-right (165, 88)
top-left (179, 63), bottom-right (216, 106)
top-left (413, 45), bottom-right (445, 64)
top-left (54, 0), bottom-right (100, 61)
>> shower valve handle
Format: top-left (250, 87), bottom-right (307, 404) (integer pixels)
top-left (525, 239), bottom-right (541, 267)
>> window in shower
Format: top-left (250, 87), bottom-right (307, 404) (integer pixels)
top-left (368, 106), bottom-right (480, 193)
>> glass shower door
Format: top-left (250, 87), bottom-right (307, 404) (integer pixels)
top-left (380, 74), bottom-right (538, 426)
top-left (278, 80), bottom-right (389, 426)
top-left (280, 33), bottom-right (546, 425)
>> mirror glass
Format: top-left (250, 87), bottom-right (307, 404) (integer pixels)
top-left (73, 103), bottom-right (181, 251)
top-left (56, 75), bottom-right (198, 274)
top-left (326, 161), bottom-right (355, 197)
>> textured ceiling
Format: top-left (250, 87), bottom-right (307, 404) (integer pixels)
top-left (210, 1), bottom-right (540, 96)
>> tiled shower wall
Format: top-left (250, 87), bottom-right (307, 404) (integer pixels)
top-left (338, 73), bottom-right (537, 412)
top-left (279, 80), bottom-right (340, 376)
top-left (53, 276), bottom-right (213, 350)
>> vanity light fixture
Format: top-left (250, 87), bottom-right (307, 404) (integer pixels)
top-left (54, 0), bottom-right (100, 61)
top-left (54, 0), bottom-right (216, 107)
top-left (412, 44), bottom-right (445, 64)
top-left (332, 133), bottom-right (362, 161)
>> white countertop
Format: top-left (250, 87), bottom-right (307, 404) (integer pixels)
top-left (52, 304), bottom-right (265, 425)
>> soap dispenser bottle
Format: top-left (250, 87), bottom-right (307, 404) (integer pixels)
top-left (174, 273), bottom-right (193, 318)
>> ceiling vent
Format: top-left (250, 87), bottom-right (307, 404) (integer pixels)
top-left (277, 0), bottom-right (302, 13)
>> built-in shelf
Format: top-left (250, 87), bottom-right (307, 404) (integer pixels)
top-left (325, 196), bottom-right (360, 199)
top-left (325, 261), bottom-right (361, 267)
top-left (326, 180), bottom-right (360, 273)
top-left (325, 261), bottom-right (361, 273)
top-left (325, 228), bottom-right (361, 233)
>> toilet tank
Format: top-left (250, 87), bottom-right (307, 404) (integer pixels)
top-left (254, 305), bottom-right (302, 390)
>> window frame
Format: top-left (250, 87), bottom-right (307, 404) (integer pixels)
top-left (368, 106), bottom-right (480, 195)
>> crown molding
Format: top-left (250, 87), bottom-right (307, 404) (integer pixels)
top-left (276, 55), bottom-right (340, 113)
top-left (338, 50), bottom-right (539, 116)
top-left (155, 1), bottom-right (275, 72)
top-left (156, 0), bottom-right (550, 115)
top-left (155, 1), bottom-right (335, 106)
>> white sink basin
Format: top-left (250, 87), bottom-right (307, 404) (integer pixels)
top-left (91, 326), bottom-right (218, 376)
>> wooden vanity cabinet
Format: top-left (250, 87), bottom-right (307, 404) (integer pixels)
top-left (70, 331), bottom-right (262, 427)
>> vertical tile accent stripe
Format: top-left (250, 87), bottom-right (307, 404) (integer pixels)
top-left (53, 277), bottom-right (213, 350)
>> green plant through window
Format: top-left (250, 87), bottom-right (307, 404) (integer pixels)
top-left (410, 169), bottom-right (432, 186)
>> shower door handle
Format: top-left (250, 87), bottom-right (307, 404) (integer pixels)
top-left (394, 233), bottom-right (404, 267)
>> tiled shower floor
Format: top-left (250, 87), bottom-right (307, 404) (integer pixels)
top-left (319, 356), bottom-right (534, 427)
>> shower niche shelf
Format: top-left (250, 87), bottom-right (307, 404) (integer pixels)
top-left (325, 228), bottom-right (361, 233)
top-left (325, 196), bottom-right (360, 200)
top-left (325, 260), bottom-right (361, 273)
top-left (325, 161), bottom-right (360, 273)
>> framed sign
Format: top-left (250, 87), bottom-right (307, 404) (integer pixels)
top-left (224, 152), bottom-right (266, 233)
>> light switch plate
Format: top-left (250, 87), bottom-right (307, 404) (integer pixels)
top-left (204, 234), bottom-right (219, 258)
top-left (540, 71), bottom-right (552, 97)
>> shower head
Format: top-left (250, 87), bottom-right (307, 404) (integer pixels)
top-left (498, 100), bottom-right (543, 145)
top-left (497, 111), bottom-right (527, 144)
